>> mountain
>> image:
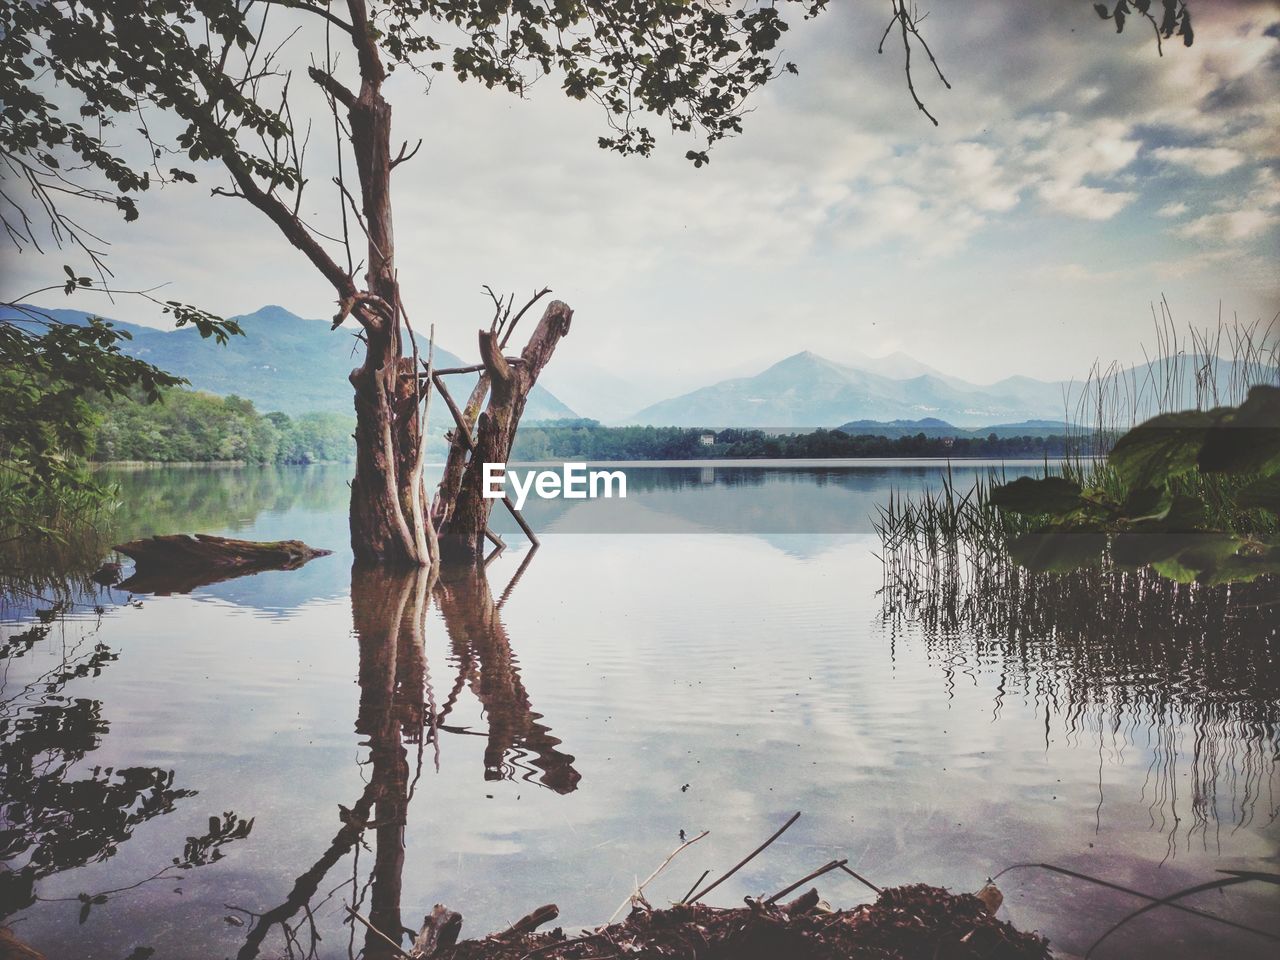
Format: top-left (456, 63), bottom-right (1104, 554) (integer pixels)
top-left (7, 303), bottom-right (577, 420)
top-left (835, 418), bottom-right (1072, 439)
top-left (624, 347), bottom-right (1278, 429)
top-left (625, 351), bottom-right (1067, 428)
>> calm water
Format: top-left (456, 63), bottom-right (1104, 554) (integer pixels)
top-left (2, 463), bottom-right (1277, 959)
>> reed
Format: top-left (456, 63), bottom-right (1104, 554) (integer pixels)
top-left (874, 303), bottom-right (1280, 568)
top-left (0, 467), bottom-right (117, 611)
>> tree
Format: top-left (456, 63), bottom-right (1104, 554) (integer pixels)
top-left (0, 280), bottom-right (240, 539)
top-left (0, 0), bottom-right (1192, 565)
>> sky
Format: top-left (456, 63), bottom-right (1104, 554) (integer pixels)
top-left (4, 0), bottom-right (1279, 404)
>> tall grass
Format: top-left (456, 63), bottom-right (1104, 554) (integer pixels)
top-left (874, 303), bottom-right (1280, 574)
top-left (0, 467), bottom-right (118, 611)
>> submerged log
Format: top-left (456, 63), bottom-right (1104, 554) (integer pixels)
top-left (113, 534), bottom-right (332, 594)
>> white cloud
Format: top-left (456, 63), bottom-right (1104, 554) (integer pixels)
top-left (1150, 145), bottom-right (1245, 176)
top-left (1037, 181), bottom-right (1136, 221)
top-left (1176, 209), bottom-right (1277, 242)
top-left (1157, 201), bottom-right (1189, 218)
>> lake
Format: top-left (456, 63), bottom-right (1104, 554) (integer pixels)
top-left (2, 463), bottom-right (1277, 959)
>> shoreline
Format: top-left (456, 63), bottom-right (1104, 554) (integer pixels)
top-left (91, 456), bottom-right (1090, 469)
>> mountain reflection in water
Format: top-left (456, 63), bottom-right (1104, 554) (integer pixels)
top-left (0, 463), bottom-right (1276, 960)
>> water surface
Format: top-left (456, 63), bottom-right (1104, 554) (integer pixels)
top-left (2, 463), bottom-right (1276, 959)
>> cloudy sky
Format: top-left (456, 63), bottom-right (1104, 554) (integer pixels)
top-left (5, 0), bottom-right (1278, 405)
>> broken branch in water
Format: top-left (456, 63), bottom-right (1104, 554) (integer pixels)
top-left (687, 810), bottom-right (801, 903)
top-left (431, 882), bottom-right (1051, 960)
top-left (113, 534), bottom-right (332, 593)
top-left (607, 829), bottom-right (709, 923)
top-left (344, 905), bottom-right (413, 959)
top-left (764, 859), bottom-right (848, 906)
top-left (992, 862), bottom-right (1280, 946)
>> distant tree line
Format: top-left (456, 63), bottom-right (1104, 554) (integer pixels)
top-left (89, 389), bottom-right (354, 464)
top-left (83, 404), bottom-right (1073, 465)
top-left (511, 422), bottom-right (1072, 461)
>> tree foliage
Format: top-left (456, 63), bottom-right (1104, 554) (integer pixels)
top-left (1, 1), bottom-right (1183, 273)
top-left (2, 0), bottom-right (833, 265)
top-left (0, 283), bottom-right (242, 537)
top-left (91, 388), bottom-right (355, 464)
top-left (1093, 1), bottom-right (1193, 51)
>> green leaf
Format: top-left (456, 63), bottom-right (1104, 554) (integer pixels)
top-left (1237, 473), bottom-right (1280, 516)
top-left (990, 476), bottom-right (1086, 515)
top-left (1107, 409), bottom-right (1220, 489)
top-left (1197, 385), bottom-right (1280, 475)
top-left (1201, 543), bottom-right (1280, 585)
top-left (1119, 484), bottom-right (1171, 522)
top-left (1111, 531), bottom-right (1193, 568)
top-left (1008, 529), bottom-right (1106, 572)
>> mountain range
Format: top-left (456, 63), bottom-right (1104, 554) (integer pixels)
top-left (11, 303), bottom-right (1273, 430)
top-left (621, 348), bottom-right (1275, 429)
top-left (6, 303), bottom-right (577, 420)
top-left (623, 351), bottom-right (1072, 428)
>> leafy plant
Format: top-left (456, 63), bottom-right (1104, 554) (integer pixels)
top-left (990, 386), bottom-right (1280, 583)
top-left (1, 279), bottom-right (242, 541)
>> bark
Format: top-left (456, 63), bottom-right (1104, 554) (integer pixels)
top-left (343, 4), bottom-right (426, 567)
top-left (412, 906), bottom-right (463, 957)
top-left (437, 301), bottom-right (574, 563)
top-left (431, 371), bottom-right (490, 532)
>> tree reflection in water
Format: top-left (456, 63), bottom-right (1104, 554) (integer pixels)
top-left (237, 553), bottom-right (578, 960)
top-left (0, 603), bottom-right (251, 927)
top-left (879, 559), bottom-right (1280, 855)
top-left (2, 547), bottom-right (574, 959)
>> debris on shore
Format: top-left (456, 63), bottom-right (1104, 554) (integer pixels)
top-left (410, 884), bottom-right (1051, 960)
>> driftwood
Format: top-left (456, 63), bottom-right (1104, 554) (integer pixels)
top-left (412, 905), bottom-right (464, 957)
top-left (113, 534), bottom-right (332, 594)
top-left (492, 904), bottom-right (559, 942)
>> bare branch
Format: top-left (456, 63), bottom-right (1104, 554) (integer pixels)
top-left (307, 66), bottom-right (357, 110)
top-left (390, 138), bottom-right (423, 170)
top-left (255, 0), bottom-right (355, 36)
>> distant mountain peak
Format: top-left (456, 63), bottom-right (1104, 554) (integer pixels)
top-left (8, 301), bottom-right (577, 420)
top-left (238, 304), bottom-right (308, 323)
top-left (625, 349), bottom-right (1070, 428)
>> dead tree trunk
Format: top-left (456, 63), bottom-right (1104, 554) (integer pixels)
top-left (436, 300), bottom-right (573, 563)
top-left (210, 1), bottom-right (562, 567)
top-left (340, 1), bottom-right (432, 567)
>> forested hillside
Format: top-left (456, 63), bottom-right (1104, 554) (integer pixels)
top-left (90, 389), bottom-right (354, 463)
